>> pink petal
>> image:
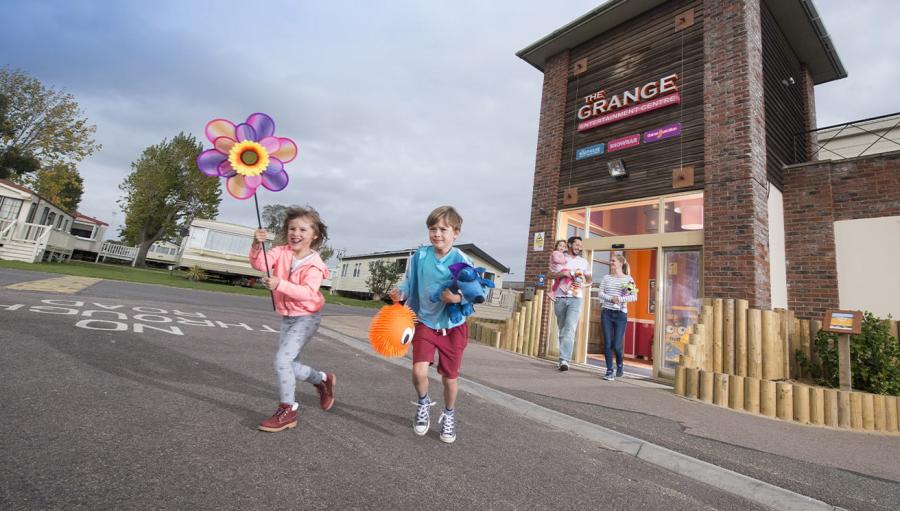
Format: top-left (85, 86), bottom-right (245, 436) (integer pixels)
top-left (214, 136), bottom-right (235, 155)
top-left (205, 119), bottom-right (235, 144)
top-left (259, 136), bottom-right (280, 154)
top-left (272, 137), bottom-right (298, 163)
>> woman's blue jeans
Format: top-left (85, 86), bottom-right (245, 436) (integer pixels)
top-left (601, 308), bottom-right (628, 372)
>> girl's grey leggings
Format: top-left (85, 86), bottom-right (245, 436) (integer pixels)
top-left (276, 314), bottom-right (323, 403)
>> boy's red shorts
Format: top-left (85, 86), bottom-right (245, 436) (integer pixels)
top-left (412, 322), bottom-right (468, 379)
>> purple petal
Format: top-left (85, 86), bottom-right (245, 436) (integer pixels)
top-left (246, 113), bottom-right (275, 140)
top-left (263, 158), bottom-right (284, 174)
top-left (217, 160), bottom-right (236, 177)
top-left (197, 149), bottom-right (227, 176)
top-left (261, 169), bottom-right (289, 192)
top-left (235, 123), bottom-right (257, 142)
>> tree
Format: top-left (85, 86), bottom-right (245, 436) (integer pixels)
top-left (30, 163), bottom-right (84, 211)
top-left (0, 69), bottom-right (100, 180)
top-left (0, 93), bottom-right (39, 179)
top-left (366, 259), bottom-right (404, 300)
top-left (118, 133), bottom-right (221, 266)
top-left (261, 202), bottom-right (335, 262)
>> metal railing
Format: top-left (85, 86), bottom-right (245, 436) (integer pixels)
top-left (794, 112), bottom-right (900, 162)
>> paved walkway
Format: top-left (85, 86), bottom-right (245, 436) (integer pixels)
top-left (321, 312), bottom-right (900, 511)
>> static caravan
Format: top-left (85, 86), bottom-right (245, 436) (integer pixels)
top-left (177, 219), bottom-right (272, 283)
top-left (0, 179), bottom-right (76, 263)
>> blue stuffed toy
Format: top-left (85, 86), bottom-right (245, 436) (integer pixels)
top-left (430, 262), bottom-right (496, 324)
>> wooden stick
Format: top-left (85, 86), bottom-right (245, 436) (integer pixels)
top-left (793, 383), bottom-right (810, 424)
top-left (702, 305), bottom-right (714, 371)
top-left (747, 309), bottom-right (762, 379)
top-left (760, 380), bottom-right (777, 418)
top-left (838, 390), bottom-right (851, 429)
top-left (761, 310), bottom-right (778, 381)
top-left (674, 366), bottom-right (686, 396)
top-left (713, 373), bottom-right (729, 407)
top-left (886, 396), bottom-right (899, 433)
top-left (862, 393), bottom-right (875, 431)
top-left (729, 374), bottom-right (745, 411)
top-left (735, 299), bottom-right (749, 377)
top-left (809, 387), bottom-right (825, 426)
top-left (776, 382), bottom-right (793, 421)
top-left (850, 392), bottom-right (863, 429)
top-left (744, 377), bottom-right (760, 414)
top-left (699, 370), bottom-right (714, 403)
top-left (723, 299), bottom-right (735, 375)
top-left (824, 389), bottom-right (839, 427)
top-left (790, 317), bottom-right (801, 379)
top-left (686, 367), bottom-right (700, 399)
top-left (713, 299), bottom-right (724, 373)
top-left (874, 395), bottom-right (887, 432)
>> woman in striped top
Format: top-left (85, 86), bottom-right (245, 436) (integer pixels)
top-left (599, 253), bottom-right (637, 381)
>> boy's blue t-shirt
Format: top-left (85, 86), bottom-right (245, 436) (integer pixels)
top-left (398, 246), bottom-right (472, 330)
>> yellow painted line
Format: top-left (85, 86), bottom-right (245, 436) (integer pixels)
top-left (6, 276), bottom-right (102, 294)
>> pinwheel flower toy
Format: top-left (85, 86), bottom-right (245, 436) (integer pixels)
top-left (196, 113), bottom-right (298, 309)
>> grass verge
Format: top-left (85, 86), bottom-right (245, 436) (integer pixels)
top-left (0, 260), bottom-right (381, 309)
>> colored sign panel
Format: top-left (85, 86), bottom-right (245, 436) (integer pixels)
top-left (643, 122), bottom-right (682, 143)
top-left (822, 309), bottom-right (862, 334)
top-left (575, 143), bottom-right (605, 160)
top-left (607, 134), bottom-right (641, 153)
top-left (577, 92), bottom-right (681, 132)
top-left (532, 231), bottom-right (545, 251)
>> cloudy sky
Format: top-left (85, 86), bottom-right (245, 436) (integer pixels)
top-left (3, 0), bottom-right (898, 277)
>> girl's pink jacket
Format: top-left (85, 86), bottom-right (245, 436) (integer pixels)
top-left (249, 244), bottom-right (330, 316)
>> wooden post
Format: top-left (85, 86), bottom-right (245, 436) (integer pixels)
top-left (809, 319), bottom-right (822, 366)
top-left (790, 317), bottom-right (802, 379)
top-left (862, 393), bottom-right (875, 431)
top-left (781, 310), bottom-right (792, 381)
top-left (838, 390), bottom-right (851, 429)
top-left (760, 380), bottom-right (777, 418)
top-left (735, 299), bottom-right (748, 377)
top-left (810, 387), bottom-right (825, 426)
top-left (886, 396), bottom-right (899, 433)
top-left (514, 310), bottom-right (524, 353)
top-left (516, 307), bottom-right (526, 353)
top-left (776, 382), bottom-right (793, 421)
top-left (713, 373), bottom-right (729, 407)
top-left (702, 305), bottom-right (714, 372)
top-left (531, 290), bottom-right (544, 357)
top-left (522, 300), bottom-right (533, 355)
top-left (850, 392), bottom-right (863, 429)
top-left (744, 377), bottom-right (760, 414)
top-left (493, 329), bottom-right (501, 349)
top-left (674, 366), bottom-right (686, 396)
top-left (793, 383), bottom-right (810, 424)
top-left (729, 374), bottom-right (745, 411)
top-left (761, 310), bottom-right (778, 381)
top-left (723, 299), bottom-right (735, 375)
top-left (713, 299), bottom-right (724, 373)
top-left (699, 370), bottom-right (714, 403)
top-left (685, 367), bottom-right (700, 399)
top-left (838, 334), bottom-right (852, 391)
top-left (799, 319), bottom-right (811, 377)
top-left (824, 389), bottom-right (839, 427)
top-left (747, 309), bottom-right (762, 379)
top-left (874, 395), bottom-right (887, 432)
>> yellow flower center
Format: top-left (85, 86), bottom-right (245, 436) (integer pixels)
top-left (228, 140), bottom-right (269, 177)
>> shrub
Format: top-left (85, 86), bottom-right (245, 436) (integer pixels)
top-left (798, 312), bottom-right (900, 396)
top-left (185, 265), bottom-right (208, 282)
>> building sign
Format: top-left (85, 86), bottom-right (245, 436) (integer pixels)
top-left (532, 231), bottom-right (545, 251)
top-left (822, 309), bottom-right (862, 334)
top-left (643, 122), bottom-right (682, 143)
top-left (577, 73), bottom-right (680, 132)
top-left (575, 143), bottom-right (605, 160)
top-left (608, 134), bottom-right (641, 152)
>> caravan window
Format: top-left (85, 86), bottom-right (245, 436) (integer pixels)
top-left (188, 228), bottom-right (209, 249)
top-left (206, 230), bottom-right (252, 254)
top-left (0, 197), bottom-right (23, 220)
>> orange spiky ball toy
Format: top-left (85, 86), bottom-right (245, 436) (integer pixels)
top-left (368, 303), bottom-right (417, 357)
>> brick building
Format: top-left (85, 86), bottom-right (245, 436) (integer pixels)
top-left (517, 0), bottom-right (899, 379)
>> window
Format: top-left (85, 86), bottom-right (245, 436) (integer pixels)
top-left (205, 230), bottom-right (252, 255)
top-left (588, 198), bottom-right (659, 237)
top-left (352, 263), bottom-right (362, 278)
top-left (559, 209), bottom-right (586, 239)
top-left (341, 264), bottom-right (348, 277)
top-left (188, 228), bottom-right (209, 249)
top-left (46, 212), bottom-right (56, 227)
top-left (71, 224), bottom-right (94, 238)
top-left (39, 207), bottom-right (49, 225)
top-left (55, 215), bottom-right (64, 229)
top-left (395, 258), bottom-right (408, 272)
top-left (663, 193), bottom-right (703, 232)
top-left (26, 203), bottom-right (37, 222)
top-left (0, 197), bottom-right (23, 220)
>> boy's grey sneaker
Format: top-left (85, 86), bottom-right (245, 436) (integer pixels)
top-left (558, 361), bottom-right (569, 372)
top-left (412, 399), bottom-right (436, 436)
top-left (438, 410), bottom-right (457, 444)
top-left (603, 371), bottom-right (615, 381)
top-left (616, 366), bottom-right (624, 378)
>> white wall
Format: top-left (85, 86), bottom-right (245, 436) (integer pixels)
top-left (834, 216), bottom-right (900, 319)
top-left (768, 185), bottom-right (788, 309)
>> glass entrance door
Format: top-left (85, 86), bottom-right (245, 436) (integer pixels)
top-left (659, 248), bottom-right (703, 376)
top-left (587, 249), bottom-right (657, 376)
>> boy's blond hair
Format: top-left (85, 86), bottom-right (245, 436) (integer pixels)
top-left (426, 205), bottom-right (463, 231)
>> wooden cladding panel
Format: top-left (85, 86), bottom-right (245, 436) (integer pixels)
top-left (557, 0), bottom-right (705, 208)
top-left (762, 2), bottom-right (806, 190)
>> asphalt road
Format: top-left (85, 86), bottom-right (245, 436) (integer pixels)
top-left (0, 269), bottom-right (763, 510)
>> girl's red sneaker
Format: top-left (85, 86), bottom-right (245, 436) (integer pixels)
top-left (258, 402), bottom-right (298, 432)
